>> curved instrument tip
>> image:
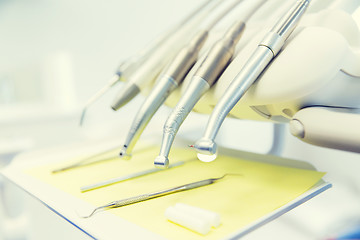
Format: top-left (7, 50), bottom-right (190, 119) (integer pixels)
top-left (79, 108), bottom-right (87, 126)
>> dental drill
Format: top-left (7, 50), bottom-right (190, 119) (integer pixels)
top-left (119, 0), bottom-right (246, 159)
top-left (154, 0), bottom-right (266, 168)
top-left (194, 0), bottom-right (311, 159)
top-left (110, 0), bottom-right (225, 111)
top-left (79, 0), bottom-right (222, 124)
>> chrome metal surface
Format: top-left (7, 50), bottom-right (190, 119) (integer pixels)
top-left (195, 0), bottom-right (311, 156)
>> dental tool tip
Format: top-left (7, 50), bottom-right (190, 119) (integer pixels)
top-left (79, 108), bottom-right (87, 126)
top-left (119, 147), bottom-right (132, 160)
top-left (78, 206), bottom-right (104, 219)
top-left (194, 138), bottom-right (218, 155)
top-left (78, 202), bottom-right (117, 218)
top-left (154, 155), bottom-right (169, 169)
top-left (52, 166), bottom-right (72, 173)
top-left (188, 145), bottom-right (194, 148)
top-left (111, 84), bottom-right (140, 111)
top-left (79, 74), bottom-right (121, 125)
top-left (81, 209), bottom-right (96, 219)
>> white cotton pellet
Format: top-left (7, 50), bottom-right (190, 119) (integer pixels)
top-left (165, 206), bottom-right (211, 235)
top-left (174, 203), bottom-right (221, 227)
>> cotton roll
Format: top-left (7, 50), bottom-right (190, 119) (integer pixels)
top-left (165, 206), bottom-right (211, 235)
top-left (175, 203), bottom-right (221, 227)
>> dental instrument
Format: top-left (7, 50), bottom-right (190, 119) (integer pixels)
top-left (110, 0), bottom-right (225, 111)
top-left (194, 0), bottom-right (311, 158)
top-left (79, 0), bottom-right (221, 125)
top-left (80, 160), bottom-right (186, 192)
top-left (154, 0), bottom-right (265, 168)
top-left (79, 56), bottom-right (149, 126)
top-left (79, 174), bottom-right (237, 218)
top-left (119, 0), bottom-right (246, 159)
top-left (51, 145), bottom-right (121, 173)
top-left (52, 157), bottom-right (113, 173)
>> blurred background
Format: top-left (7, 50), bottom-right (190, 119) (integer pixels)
top-left (0, 0), bottom-right (360, 239)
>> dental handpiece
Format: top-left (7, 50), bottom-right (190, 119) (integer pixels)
top-left (194, 0), bottom-right (311, 157)
top-left (110, 0), bottom-right (224, 111)
top-left (119, 0), bottom-right (245, 159)
top-left (80, 0), bottom-right (222, 125)
top-left (79, 57), bottom-right (144, 125)
top-left (79, 10), bottom-right (181, 125)
top-left (119, 32), bottom-right (208, 159)
top-left (154, 1), bottom-right (266, 168)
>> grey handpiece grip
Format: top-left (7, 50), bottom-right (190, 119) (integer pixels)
top-left (165, 30), bottom-right (209, 84)
top-left (195, 21), bottom-right (245, 86)
top-left (290, 107), bottom-right (360, 153)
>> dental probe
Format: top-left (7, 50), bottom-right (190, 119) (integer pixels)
top-left (80, 161), bottom-right (186, 192)
top-left (110, 0), bottom-right (225, 111)
top-left (154, 0), bottom-right (265, 168)
top-left (79, 0), bottom-right (221, 125)
top-left (119, 0), bottom-right (245, 159)
top-left (194, 0), bottom-right (311, 158)
top-left (79, 174), bottom-right (240, 218)
top-left (52, 145), bottom-right (121, 173)
top-left (52, 142), bottom-right (161, 173)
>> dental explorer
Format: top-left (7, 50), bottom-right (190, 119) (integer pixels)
top-left (52, 145), bottom-right (121, 173)
top-left (79, 174), bottom-right (239, 218)
top-left (79, 0), bottom-right (221, 125)
top-left (194, 0), bottom-right (311, 158)
top-left (154, 0), bottom-right (266, 168)
top-left (110, 0), bottom-right (225, 111)
top-left (119, 0), bottom-right (246, 160)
